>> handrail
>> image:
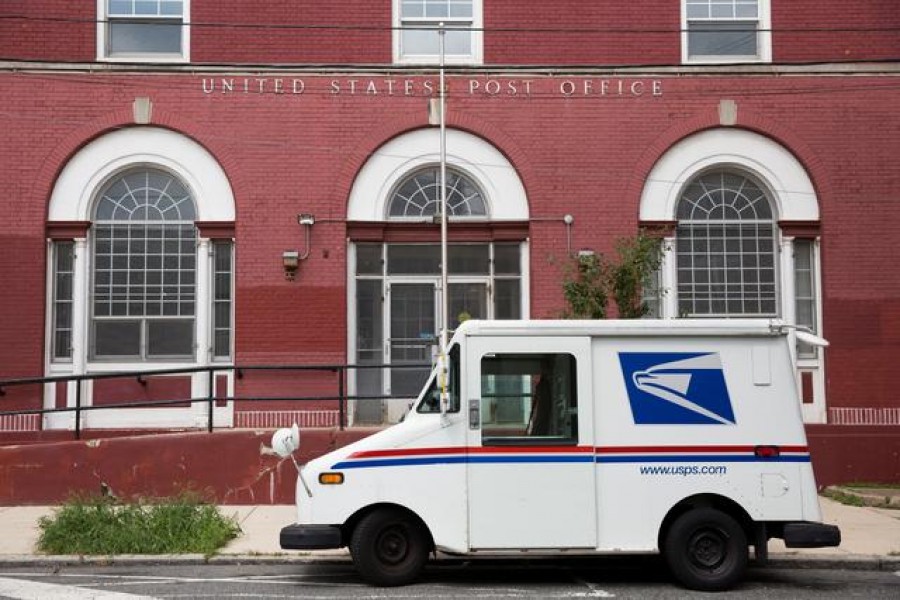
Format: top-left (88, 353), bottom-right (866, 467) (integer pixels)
top-left (0, 362), bottom-right (431, 438)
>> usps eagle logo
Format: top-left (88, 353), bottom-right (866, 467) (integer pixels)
top-left (618, 352), bottom-right (736, 425)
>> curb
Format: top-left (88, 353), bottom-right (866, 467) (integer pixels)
top-left (0, 553), bottom-right (895, 571)
top-left (825, 486), bottom-right (900, 509)
top-left (766, 554), bottom-right (900, 572)
top-left (0, 553), bottom-right (349, 568)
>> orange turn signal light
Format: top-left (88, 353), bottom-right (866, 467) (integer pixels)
top-left (318, 472), bottom-right (344, 485)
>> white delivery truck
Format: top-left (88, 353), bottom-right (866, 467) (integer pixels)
top-left (271, 319), bottom-right (840, 591)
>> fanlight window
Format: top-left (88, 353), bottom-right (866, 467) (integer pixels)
top-left (675, 170), bottom-right (777, 317)
top-left (91, 168), bottom-right (197, 359)
top-left (388, 167), bottom-right (487, 218)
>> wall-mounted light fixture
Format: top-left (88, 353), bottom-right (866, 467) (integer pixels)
top-left (282, 250), bottom-right (300, 281)
top-left (282, 213), bottom-right (315, 281)
top-left (563, 214), bottom-right (574, 255)
top-left (297, 213), bottom-right (315, 260)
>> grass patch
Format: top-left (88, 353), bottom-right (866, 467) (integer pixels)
top-left (37, 493), bottom-right (241, 555)
top-left (821, 488), bottom-right (866, 507)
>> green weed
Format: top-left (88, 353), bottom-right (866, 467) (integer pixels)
top-left (37, 493), bottom-right (240, 555)
top-left (821, 488), bottom-right (866, 507)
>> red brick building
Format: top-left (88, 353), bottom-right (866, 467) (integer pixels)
top-left (0, 1), bottom-right (898, 483)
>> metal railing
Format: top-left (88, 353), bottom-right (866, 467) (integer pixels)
top-left (0, 362), bottom-right (429, 439)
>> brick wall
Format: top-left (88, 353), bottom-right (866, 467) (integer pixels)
top-left (1, 70), bottom-right (899, 415)
top-left (1, 2), bottom-right (898, 66)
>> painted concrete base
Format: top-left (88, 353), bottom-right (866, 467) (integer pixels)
top-left (0, 425), bottom-right (897, 505)
top-left (0, 429), bottom-right (373, 505)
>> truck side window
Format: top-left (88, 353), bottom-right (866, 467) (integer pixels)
top-left (480, 353), bottom-right (577, 445)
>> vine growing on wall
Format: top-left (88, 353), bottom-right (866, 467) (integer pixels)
top-left (562, 232), bottom-right (663, 320)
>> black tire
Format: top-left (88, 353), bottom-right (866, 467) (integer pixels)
top-left (350, 508), bottom-right (429, 586)
top-left (663, 508), bottom-right (748, 592)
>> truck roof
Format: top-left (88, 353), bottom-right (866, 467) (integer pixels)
top-left (454, 318), bottom-right (788, 339)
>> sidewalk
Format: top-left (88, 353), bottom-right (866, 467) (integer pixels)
top-left (0, 497), bottom-right (897, 569)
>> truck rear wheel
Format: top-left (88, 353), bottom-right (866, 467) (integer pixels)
top-left (350, 508), bottom-right (429, 586)
top-left (664, 508), bottom-right (748, 591)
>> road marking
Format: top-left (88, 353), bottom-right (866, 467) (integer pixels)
top-left (570, 575), bottom-right (615, 598)
top-left (0, 576), bottom-right (158, 600)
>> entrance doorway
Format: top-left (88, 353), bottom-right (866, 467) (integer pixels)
top-left (351, 243), bottom-right (523, 424)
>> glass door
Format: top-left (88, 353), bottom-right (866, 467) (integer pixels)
top-left (388, 282), bottom-right (437, 396)
top-left (449, 282), bottom-right (488, 330)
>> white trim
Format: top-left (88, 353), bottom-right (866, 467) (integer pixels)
top-left (235, 410), bottom-right (340, 429)
top-left (798, 238), bottom-right (826, 424)
top-left (346, 238), bottom-right (358, 427)
top-left (97, 0), bottom-right (191, 63)
top-left (639, 128), bottom-right (818, 222)
top-left (828, 408), bottom-right (900, 426)
top-left (44, 127), bottom-right (234, 430)
top-left (348, 128), bottom-right (528, 222)
top-left (519, 239), bottom-right (531, 318)
top-left (49, 127), bottom-right (233, 222)
top-left (681, 0), bottom-right (771, 64)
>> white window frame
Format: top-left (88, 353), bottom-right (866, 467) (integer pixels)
top-left (44, 127), bottom-right (235, 430)
top-left (681, 0), bottom-right (771, 64)
top-left (393, 0), bottom-right (483, 65)
top-left (346, 128), bottom-right (529, 425)
top-left (640, 128), bottom-right (825, 423)
top-left (97, 0), bottom-right (191, 63)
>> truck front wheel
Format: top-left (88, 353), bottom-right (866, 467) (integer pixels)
top-left (664, 508), bottom-right (748, 591)
top-left (350, 508), bottom-right (429, 586)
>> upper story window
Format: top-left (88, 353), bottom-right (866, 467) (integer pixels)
top-left (395, 0), bottom-right (483, 64)
top-left (99, 0), bottom-right (189, 61)
top-left (387, 167), bottom-right (488, 219)
top-left (683, 0), bottom-right (770, 63)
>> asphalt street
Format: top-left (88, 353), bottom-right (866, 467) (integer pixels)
top-left (0, 561), bottom-right (898, 599)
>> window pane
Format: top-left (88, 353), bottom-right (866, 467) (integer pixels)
top-left (356, 279), bottom-right (384, 359)
top-left (214, 331), bottom-right (231, 358)
top-left (794, 240), bottom-right (817, 358)
top-left (109, 22), bottom-right (182, 54)
top-left (401, 1), bottom-right (426, 18)
top-left (94, 320), bottom-right (141, 357)
top-left (494, 279), bottom-right (521, 319)
top-left (52, 242), bottom-right (75, 360)
top-left (356, 244), bottom-right (383, 275)
top-left (494, 243), bottom-right (521, 275)
top-left (400, 28), bottom-right (472, 57)
top-left (147, 319), bottom-right (194, 357)
top-left (688, 22), bottom-right (758, 57)
top-left (449, 283), bottom-right (487, 329)
top-left (449, 245), bottom-right (489, 274)
top-left (480, 353), bottom-right (577, 444)
top-left (387, 244), bottom-right (441, 274)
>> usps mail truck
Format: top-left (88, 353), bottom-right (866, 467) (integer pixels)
top-left (271, 319), bottom-right (840, 591)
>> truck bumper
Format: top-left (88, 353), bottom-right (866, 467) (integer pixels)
top-left (279, 524), bottom-right (343, 550)
top-left (782, 522), bottom-right (841, 548)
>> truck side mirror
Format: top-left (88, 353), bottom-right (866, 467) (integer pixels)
top-left (272, 423), bottom-right (300, 457)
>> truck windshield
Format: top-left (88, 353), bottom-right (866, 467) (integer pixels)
top-left (416, 344), bottom-right (460, 413)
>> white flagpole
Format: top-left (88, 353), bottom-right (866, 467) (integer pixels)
top-left (438, 22), bottom-right (449, 412)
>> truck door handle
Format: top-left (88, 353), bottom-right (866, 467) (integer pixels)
top-left (469, 399), bottom-right (480, 430)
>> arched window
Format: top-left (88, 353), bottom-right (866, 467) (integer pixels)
top-left (640, 128), bottom-right (824, 422)
top-left (91, 168), bottom-right (198, 359)
top-left (387, 167), bottom-right (488, 218)
top-left (675, 170), bottom-right (777, 316)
